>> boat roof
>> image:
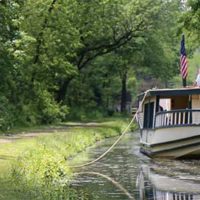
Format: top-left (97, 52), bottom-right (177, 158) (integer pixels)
top-left (138, 87), bottom-right (200, 100)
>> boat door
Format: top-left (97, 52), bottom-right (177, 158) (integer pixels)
top-left (143, 102), bottom-right (154, 129)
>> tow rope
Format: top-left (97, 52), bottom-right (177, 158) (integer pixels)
top-left (70, 90), bottom-right (149, 168)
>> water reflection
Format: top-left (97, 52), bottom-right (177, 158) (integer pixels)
top-left (71, 133), bottom-right (200, 200)
top-left (136, 165), bottom-right (200, 200)
top-left (72, 133), bottom-right (142, 200)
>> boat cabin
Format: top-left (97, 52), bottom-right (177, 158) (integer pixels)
top-left (137, 88), bottom-right (200, 130)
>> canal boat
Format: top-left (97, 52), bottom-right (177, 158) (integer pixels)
top-left (137, 87), bottom-right (200, 158)
top-left (136, 165), bottom-right (200, 200)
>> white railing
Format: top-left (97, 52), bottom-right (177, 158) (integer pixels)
top-left (154, 109), bottom-right (200, 128)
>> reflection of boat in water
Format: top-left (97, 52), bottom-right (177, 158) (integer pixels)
top-left (137, 88), bottom-right (200, 158)
top-left (136, 165), bottom-right (200, 200)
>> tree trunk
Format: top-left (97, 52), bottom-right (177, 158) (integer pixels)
top-left (120, 72), bottom-right (127, 113)
top-left (55, 78), bottom-right (72, 103)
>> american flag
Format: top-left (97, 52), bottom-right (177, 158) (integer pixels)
top-left (180, 35), bottom-right (188, 79)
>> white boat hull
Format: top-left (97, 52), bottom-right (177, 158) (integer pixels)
top-left (140, 126), bottom-right (200, 158)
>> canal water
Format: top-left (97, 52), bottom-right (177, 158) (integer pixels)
top-left (72, 132), bottom-right (200, 200)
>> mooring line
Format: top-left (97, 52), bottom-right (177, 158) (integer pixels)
top-left (75, 171), bottom-right (135, 199)
top-left (70, 90), bottom-right (149, 168)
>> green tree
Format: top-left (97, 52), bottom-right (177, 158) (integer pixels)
top-left (0, 0), bottom-right (183, 127)
top-left (66, 0), bottom-right (181, 115)
top-left (18, 0), bottom-right (164, 102)
top-left (182, 0), bottom-right (200, 45)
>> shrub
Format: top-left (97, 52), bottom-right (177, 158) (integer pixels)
top-left (0, 96), bottom-right (16, 131)
top-left (11, 145), bottom-right (76, 200)
top-left (37, 90), bottom-right (69, 124)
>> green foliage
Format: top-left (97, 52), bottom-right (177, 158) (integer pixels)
top-left (0, 96), bottom-right (16, 130)
top-left (1, 118), bottom-right (128, 199)
top-left (67, 107), bottom-right (105, 121)
top-left (12, 147), bottom-right (71, 188)
top-left (136, 0), bottom-right (180, 83)
top-left (37, 90), bottom-right (69, 124)
top-left (182, 0), bottom-right (200, 45)
top-left (0, 0), bottom-right (183, 127)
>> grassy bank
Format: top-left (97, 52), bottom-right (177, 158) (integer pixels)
top-left (0, 117), bottom-right (131, 200)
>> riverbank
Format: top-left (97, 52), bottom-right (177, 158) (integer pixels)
top-left (0, 117), bottom-right (132, 200)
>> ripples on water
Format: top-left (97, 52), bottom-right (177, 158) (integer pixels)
top-left (71, 133), bottom-right (200, 200)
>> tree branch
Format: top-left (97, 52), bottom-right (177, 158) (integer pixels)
top-left (77, 20), bottom-right (144, 70)
top-left (78, 32), bottom-right (133, 70)
top-left (33, 0), bottom-right (57, 64)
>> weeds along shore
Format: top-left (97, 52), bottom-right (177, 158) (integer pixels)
top-left (0, 118), bottom-right (133, 200)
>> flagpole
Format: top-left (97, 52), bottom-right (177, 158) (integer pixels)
top-left (182, 78), bottom-right (186, 87)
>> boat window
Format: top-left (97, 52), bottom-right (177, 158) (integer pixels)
top-left (191, 95), bottom-right (200, 109)
top-left (159, 98), bottom-right (171, 111)
top-left (171, 95), bottom-right (189, 110)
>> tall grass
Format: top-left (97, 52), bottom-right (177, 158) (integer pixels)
top-left (0, 118), bottom-right (131, 200)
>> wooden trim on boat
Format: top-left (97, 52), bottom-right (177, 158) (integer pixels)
top-left (141, 123), bottom-right (200, 131)
top-left (152, 141), bottom-right (200, 155)
top-left (138, 88), bottom-right (200, 101)
top-left (150, 134), bottom-right (200, 147)
top-left (154, 124), bottom-right (200, 129)
top-left (141, 139), bottom-right (200, 158)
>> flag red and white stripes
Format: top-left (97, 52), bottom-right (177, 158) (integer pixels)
top-left (180, 35), bottom-right (188, 79)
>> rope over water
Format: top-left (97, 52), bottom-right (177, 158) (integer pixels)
top-left (70, 90), bottom-right (150, 168)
